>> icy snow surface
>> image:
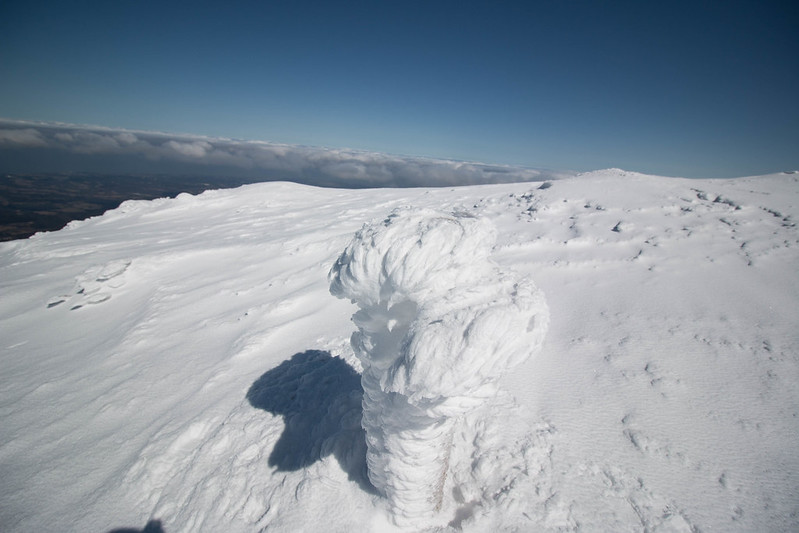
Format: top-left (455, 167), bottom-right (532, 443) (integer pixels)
top-left (1, 170), bottom-right (798, 532)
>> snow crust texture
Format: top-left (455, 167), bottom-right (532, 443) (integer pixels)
top-left (0, 172), bottom-right (797, 532)
top-left (329, 208), bottom-right (548, 525)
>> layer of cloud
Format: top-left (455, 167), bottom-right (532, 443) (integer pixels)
top-left (0, 119), bottom-right (573, 187)
top-left (0, 127), bottom-right (47, 147)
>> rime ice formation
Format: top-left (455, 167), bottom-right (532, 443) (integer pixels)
top-left (329, 207), bottom-right (549, 525)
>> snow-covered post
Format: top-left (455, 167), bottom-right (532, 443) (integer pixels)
top-left (329, 207), bottom-right (548, 526)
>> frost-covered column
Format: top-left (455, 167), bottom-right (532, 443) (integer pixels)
top-left (329, 207), bottom-right (548, 525)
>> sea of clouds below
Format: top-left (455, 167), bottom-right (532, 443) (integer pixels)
top-left (0, 119), bottom-right (574, 188)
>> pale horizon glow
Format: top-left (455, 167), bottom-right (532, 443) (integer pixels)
top-left (0, 118), bottom-right (576, 187)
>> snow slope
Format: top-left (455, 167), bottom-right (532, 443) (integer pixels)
top-left (0, 170), bottom-right (797, 532)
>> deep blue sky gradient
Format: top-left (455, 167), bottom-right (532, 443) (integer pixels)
top-left (1, 0), bottom-right (797, 178)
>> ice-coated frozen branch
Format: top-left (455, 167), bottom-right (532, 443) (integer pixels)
top-left (329, 207), bottom-right (549, 525)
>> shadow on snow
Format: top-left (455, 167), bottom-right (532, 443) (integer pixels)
top-left (246, 350), bottom-right (375, 493)
top-left (107, 519), bottom-right (165, 533)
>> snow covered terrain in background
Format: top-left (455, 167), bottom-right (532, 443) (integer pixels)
top-left (0, 169), bottom-right (797, 532)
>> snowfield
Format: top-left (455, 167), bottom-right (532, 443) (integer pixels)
top-left (0, 169), bottom-right (797, 532)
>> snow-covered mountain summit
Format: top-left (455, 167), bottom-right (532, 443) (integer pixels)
top-left (1, 171), bottom-right (797, 532)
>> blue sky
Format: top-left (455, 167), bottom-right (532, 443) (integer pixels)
top-left (1, 0), bottom-right (797, 179)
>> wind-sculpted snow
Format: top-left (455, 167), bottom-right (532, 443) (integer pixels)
top-left (1, 172), bottom-right (798, 532)
top-left (329, 208), bottom-right (549, 525)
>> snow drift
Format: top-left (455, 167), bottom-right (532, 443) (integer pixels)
top-left (0, 170), bottom-right (797, 532)
top-left (329, 208), bottom-right (548, 524)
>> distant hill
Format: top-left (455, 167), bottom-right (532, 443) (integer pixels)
top-left (0, 173), bottom-right (263, 241)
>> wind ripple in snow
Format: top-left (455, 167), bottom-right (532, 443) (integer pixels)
top-left (0, 172), bottom-right (797, 532)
